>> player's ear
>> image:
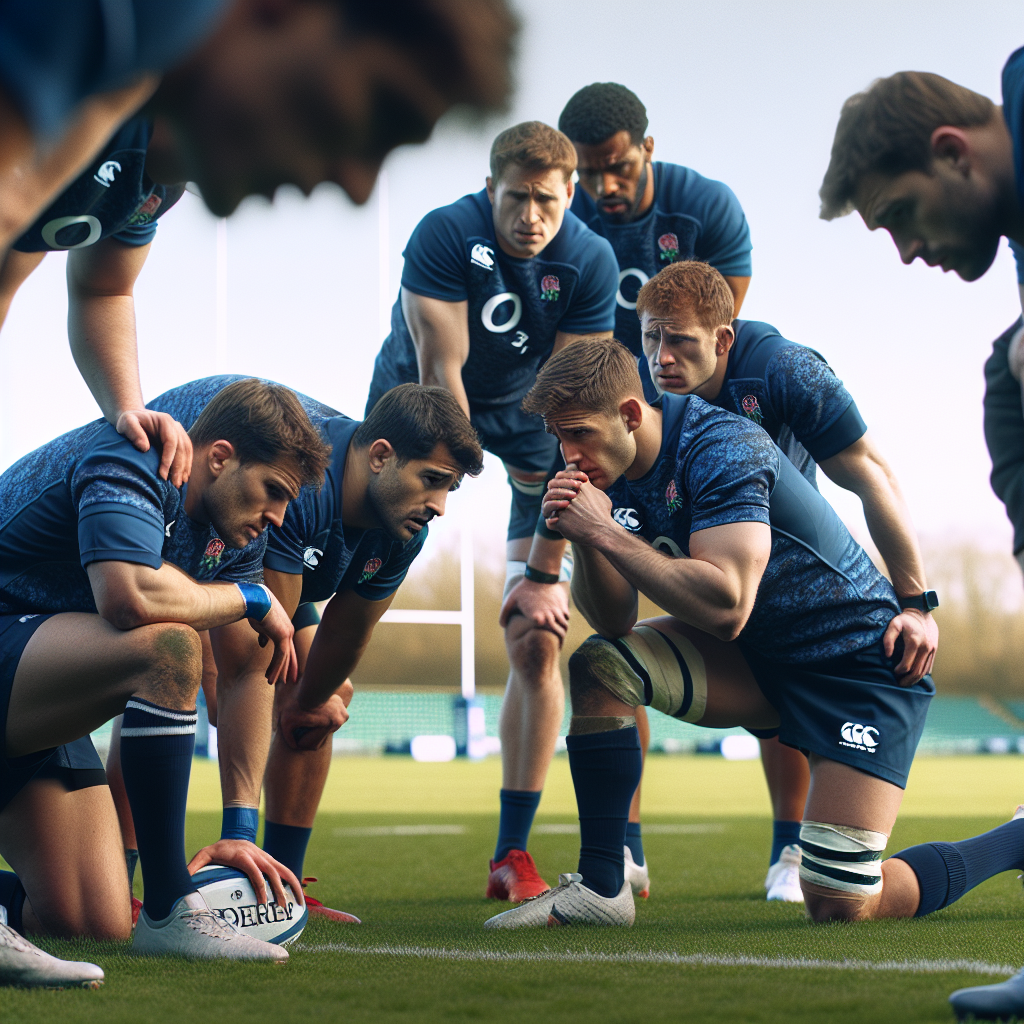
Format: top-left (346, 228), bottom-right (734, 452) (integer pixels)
top-left (564, 174), bottom-right (574, 202)
top-left (642, 136), bottom-right (654, 161)
top-left (620, 398), bottom-right (643, 433)
top-left (207, 440), bottom-right (235, 477)
top-left (715, 324), bottom-right (735, 356)
top-left (485, 176), bottom-right (495, 202)
top-left (367, 438), bottom-right (396, 474)
top-left (930, 126), bottom-right (971, 173)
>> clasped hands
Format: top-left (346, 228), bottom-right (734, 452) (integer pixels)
top-left (541, 464), bottom-right (613, 546)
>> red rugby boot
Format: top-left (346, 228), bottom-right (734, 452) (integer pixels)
top-left (301, 878), bottom-right (361, 924)
top-left (486, 850), bottom-right (550, 902)
top-left (131, 897), bottom-right (142, 927)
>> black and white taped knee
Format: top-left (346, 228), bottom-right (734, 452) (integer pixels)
top-left (799, 821), bottom-right (887, 898)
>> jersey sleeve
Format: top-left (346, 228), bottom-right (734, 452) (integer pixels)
top-left (263, 495), bottom-right (316, 575)
top-left (683, 410), bottom-right (775, 535)
top-left (691, 178), bottom-right (753, 278)
top-left (763, 345), bottom-right (866, 462)
top-left (71, 428), bottom-right (167, 569)
top-left (400, 207), bottom-right (471, 302)
top-left (353, 529), bottom-right (428, 601)
top-left (555, 233), bottom-right (618, 335)
top-left (110, 182), bottom-right (187, 247)
top-left (984, 318), bottom-right (1024, 554)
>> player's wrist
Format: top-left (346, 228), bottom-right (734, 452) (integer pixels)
top-left (236, 582), bottom-right (273, 621)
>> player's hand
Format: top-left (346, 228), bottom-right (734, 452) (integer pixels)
top-left (187, 839), bottom-right (305, 909)
top-left (248, 590), bottom-right (297, 685)
top-left (116, 409), bottom-right (193, 486)
top-left (882, 608), bottom-right (938, 686)
top-left (541, 463), bottom-right (588, 528)
top-left (277, 682), bottom-right (349, 751)
top-left (499, 576), bottom-right (570, 638)
top-left (543, 469), bottom-right (613, 546)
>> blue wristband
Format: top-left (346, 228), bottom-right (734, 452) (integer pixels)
top-left (236, 582), bottom-right (272, 621)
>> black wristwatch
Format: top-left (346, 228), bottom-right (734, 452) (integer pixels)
top-left (898, 591), bottom-right (939, 613)
top-left (524, 565), bottom-right (560, 584)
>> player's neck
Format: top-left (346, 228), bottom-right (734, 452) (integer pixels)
top-left (693, 354), bottom-right (730, 403)
top-left (624, 404), bottom-right (663, 480)
top-left (340, 441), bottom-right (381, 530)
top-left (634, 161), bottom-right (655, 219)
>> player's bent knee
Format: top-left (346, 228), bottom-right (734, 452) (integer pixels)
top-left (506, 619), bottom-right (562, 675)
top-left (799, 820), bottom-right (887, 923)
top-left (138, 622), bottom-right (203, 703)
top-left (568, 623), bottom-right (707, 722)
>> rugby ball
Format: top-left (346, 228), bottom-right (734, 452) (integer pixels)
top-left (192, 865), bottom-right (307, 945)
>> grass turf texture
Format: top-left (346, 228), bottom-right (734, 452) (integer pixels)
top-left (3, 756), bottom-right (1024, 1023)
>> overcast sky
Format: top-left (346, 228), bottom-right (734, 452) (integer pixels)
top-left (3, 0), bottom-right (1024, 568)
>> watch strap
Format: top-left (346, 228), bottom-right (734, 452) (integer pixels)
top-left (524, 565), bottom-right (560, 585)
top-left (897, 590), bottom-right (939, 613)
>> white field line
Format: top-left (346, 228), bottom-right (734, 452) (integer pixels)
top-left (332, 823), bottom-right (726, 837)
top-left (296, 943), bottom-right (1018, 977)
top-left (534, 823), bottom-right (726, 835)
top-left (332, 825), bottom-right (466, 837)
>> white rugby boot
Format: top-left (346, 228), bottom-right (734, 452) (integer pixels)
top-left (132, 893), bottom-right (289, 961)
top-left (623, 846), bottom-right (650, 899)
top-left (0, 918), bottom-right (103, 989)
top-left (765, 844), bottom-right (804, 903)
top-left (484, 873), bottom-right (634, 929)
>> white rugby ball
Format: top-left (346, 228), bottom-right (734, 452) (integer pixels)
top-left (192, 865), bottom-right (307, 945)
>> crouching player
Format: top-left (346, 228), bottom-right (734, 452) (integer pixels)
top-left (485, 337), bottom-right (1024, 930)
top-left (140, 377), bottom-right (484, 918)
top-left (0, 379), bottom-right (328, 974)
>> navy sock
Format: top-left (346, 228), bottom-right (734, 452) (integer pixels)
top-left (771, 820), bottom-right (802, 866)
top-left (625, 822), bottom-right (645, 867)
top-left (263, 821), bottom-right (313, 880)
top-left (125, 848), bottom-right (139, 889)
top-left (568, 726), bottom-right (642, 898)
top-left (494, 789), bottom-right (542, 862)
top-left (893, 818), bottom-right (1024, 916)
top-left (120, 697), bottom-right (198, 921)
top-left (0, 870), bottom-right (25, 933)
top-left (221, 806), bottom-right (259, 843)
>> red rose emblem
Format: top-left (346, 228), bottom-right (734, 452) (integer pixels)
top-left (204, 539), bottom-right (225, 559)
top-left (541, 275), bottom-right (559, 292)
top-left (362, 558), bottom-right (382, 577)
top-left (658, 233), bottom-right (679, 252)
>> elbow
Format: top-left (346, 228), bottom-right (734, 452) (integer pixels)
top-left (95, 592), bottom-right (153, 631)
top-left (708, 604), bottom-right (752, 643)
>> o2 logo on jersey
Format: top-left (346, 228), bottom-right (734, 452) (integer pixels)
top-left (540, 275), bottom-right (560, 301)
top-left (360, 558), bottom-right (383, 583)
top-left (612, 508), bottom-right (641, 531)
top-left (93, 159), bottom-right (122, 187)
top-left (512, 331), bottom-right (529, 355)
top-left (303, 546), bottom-right (323, 569)
top-left (658, 232), bottom-right (680, 263)
top-left (616, 267), bottom-right (649, 310)
top-left (840, 722), bottom-right (879, 752)
top-left (470, 244), bottom-right (495, 270)
top-left (481, 292), bottom-right (522, 334)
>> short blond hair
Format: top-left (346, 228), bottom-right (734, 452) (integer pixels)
top-left (489, 121), bottom-right (577, 184)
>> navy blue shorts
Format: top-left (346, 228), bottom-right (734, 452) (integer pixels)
top-left (367, 363), bottom-right (558, 542)
top-left (292, 602), bottom-right (321, 632)
top-left (0, 613), bottom-right (106, 812)
top-left (741, 639), bottom-right (934, 789)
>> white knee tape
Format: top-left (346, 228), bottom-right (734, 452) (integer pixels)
top-left (558, 549), bottom-right (574, 583)
top-left (799, 821), bottom-right (887, 897)
top-left (573, 622), bottom-right (707, 722)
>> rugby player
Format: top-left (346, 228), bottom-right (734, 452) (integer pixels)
top-left (484, 336), bottom-right (1024, 932)
top-left (0, 0), bottom-right (517, 244)
top-left (0, 378), bottom-right (329, 973)
top-left (556, 82), bottom-right (751, 893)
top-left (366, 121), bottom-right (619, 901)
top-left (637, 261), bottom-right (938, 902)
top-left (123, 376), bottom-right (483, 921)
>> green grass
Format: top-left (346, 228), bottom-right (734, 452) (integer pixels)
top-left (3, 799), bottom-right (1024, 1023)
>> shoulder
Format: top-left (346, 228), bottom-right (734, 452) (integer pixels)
top-left (680, 396), bottom-right (777, 467)
top-left (656, 162), bottom-right (744, 214)
top-left (1004, 45), bottom-right (1024, 101)
top-left (552, 211), bottom-right (617, 270)
top-left (412, 192), bottom-right (490, 244)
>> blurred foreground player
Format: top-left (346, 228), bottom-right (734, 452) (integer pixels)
top-left (638, 261), bottom-right (937, 902)
top-left (135, 377), bottom-right (483, 921)
top-left (486, 338), bottom-right (1024, 932)
top-left (0, 379), bottom-right (328, 969)
top-left (366, 121), bottom-right (618, 901)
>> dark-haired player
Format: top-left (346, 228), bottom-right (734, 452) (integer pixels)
top-left (0, 379), bottom-right (329, 971)
top-left (128, 376), bottom-right (483, 921)
top-left (367, 121), bottom-right (618, 901)
top-left (486, 337), bottom-right (1024, 936)
top-left (637, 261), bottom-right (937, 902)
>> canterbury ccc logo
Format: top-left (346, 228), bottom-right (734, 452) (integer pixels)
top-left (840, 722), bottom-right (879, 750)
top-left (612, 507), bottom-right (640, 531)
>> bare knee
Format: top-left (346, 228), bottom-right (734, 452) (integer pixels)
top-left (803, 886), bottom-right (873, 924)
top-left (135, 622), bottom-right (203, 709)
top-left (505, 618), bottom-right (561, 679)
top-left (29, 893), bottom-right (131, 941)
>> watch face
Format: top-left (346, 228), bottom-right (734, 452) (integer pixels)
top-left (924, 590), bottom-right (940, 611)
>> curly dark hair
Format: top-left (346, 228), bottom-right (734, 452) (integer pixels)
top-left (558, 83), bottom-right (648, 146)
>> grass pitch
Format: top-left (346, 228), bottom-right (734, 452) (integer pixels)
top-left (3, 755), bottom-right (1024, 1023)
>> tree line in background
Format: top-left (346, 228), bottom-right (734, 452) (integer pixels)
top-left (351, 544), bottom-right (1024, 697)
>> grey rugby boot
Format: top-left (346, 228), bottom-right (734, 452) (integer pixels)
top-left (132, 893), bottom-right (289, 961)
top-left (484, 873), bottom-right (634, 929)
top-left (0, 918), bottom-right (103, 989)
top-left (950, 968), bottom-right (1024, 1021)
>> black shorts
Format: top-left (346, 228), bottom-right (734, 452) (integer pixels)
top-left (292, 602), bottom-right (321, 632)
top-left (741, 639), bottom-right (934, 789)
top-left (0, 613), bottom-right (106, 812)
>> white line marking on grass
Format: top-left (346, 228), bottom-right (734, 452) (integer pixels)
top-left (332, 825), bottom-right (466, 837)
top-left (534, 824), bottom-right (726, 835)
top-left (297, 943), bottom-right (1018, 977)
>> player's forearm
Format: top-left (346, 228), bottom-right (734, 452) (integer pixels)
top-left (68, 293), bottom-right (145, 422)
top-left (417, 353), bottom-right (470, 418)
top-left (591, 526), bottom-right (752, 641)
top-left (858, 477), bottom-right (928, 596)
top-left (297, 628), bottom-right (370, 709)
top-left (570, 543), bottom-right (638, 637)
top-left (525, 533), bottom-right (567, 576)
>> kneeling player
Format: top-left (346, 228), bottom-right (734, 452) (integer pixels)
top-left (485, 338), bottom-right (1024, 929)
top-left (0, 380), bottom-right (327, 966)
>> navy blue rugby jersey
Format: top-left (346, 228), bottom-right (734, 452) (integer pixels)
top-left (709, 320), bottom-right (866, 481)
top-left (148, 376), bottom-right (427, 604)
top-left (0, 420), bottom-right (263, 616)
top-left (603, 394), bottom-right (899, 664)
top-left (13, 116), bottom-right (185, 253)
top-left (570, 162), bottom-right (752, 356)
top-left (376, 189), bottom-right (618, 406)
top-left (0, 0), bottom-right (229, 138)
